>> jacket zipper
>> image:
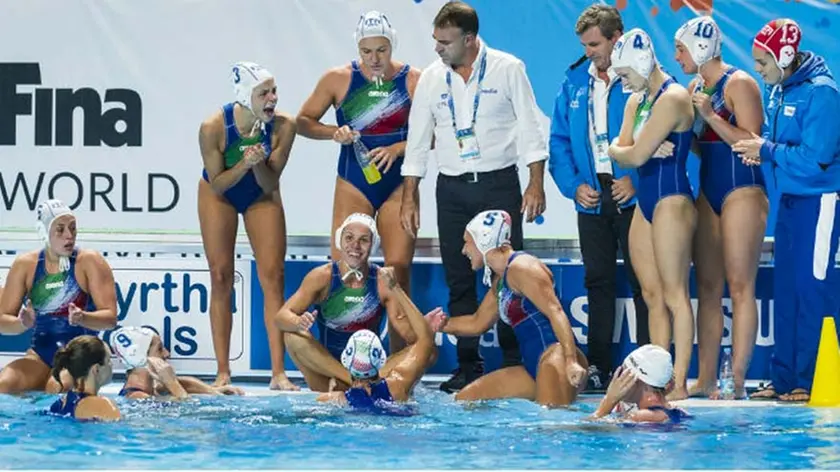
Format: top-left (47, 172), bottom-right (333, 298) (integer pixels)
top-left (583, 83), bottom-right (599, 210)
top-left (771, 88), bottom-right (783, 189)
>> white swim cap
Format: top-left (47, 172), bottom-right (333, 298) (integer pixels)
top-left (675, 17), bottom-right (722, 68)
top-left (110, 326), bottom-right (156, 370)
top-left (354, 11), bottom-right (398, 49)
top-left (35, 199), bottom-right (74, 272)
top-left (341, 329), bottom-right (387, 379)
top-left (622, 344), bottom-right (673, 389)
top-left (611, 28), bottom-right (657, 79)
top-left (231, 62), bottom-right (274, 113)
top-left (335, 213), bottom-right (380, 256)
top-left (465, 210), bottom-right (512, 287)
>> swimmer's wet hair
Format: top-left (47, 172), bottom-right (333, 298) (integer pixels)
top-left (52, 335), bottom-right (109, 392)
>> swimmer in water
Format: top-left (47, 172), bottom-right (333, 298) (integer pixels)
top-left (316, 266), bottom-right (437, 411)
top-left (198, 61), bottom-right (298, 390)
top-left (592, 344), bottom-right (690, 424)
top-left (0, 199), bottom-right (117, 394)
top-left (48, 335), bottom-right (120, 421)
top-left (110, 326), bottom-right (244, 399)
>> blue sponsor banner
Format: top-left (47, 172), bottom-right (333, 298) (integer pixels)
top-left (251, 259), bottom-right (777, 380)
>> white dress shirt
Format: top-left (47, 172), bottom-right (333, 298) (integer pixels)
top-left (588, 62), bottom-right (619, 175)
top-left (402, 39), bottom-right (548, 178)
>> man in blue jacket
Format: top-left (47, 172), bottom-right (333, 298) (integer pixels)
top-left (734, 19), bottom-right (840, 403)
top-left (548, 4), bottom-right (649, 391)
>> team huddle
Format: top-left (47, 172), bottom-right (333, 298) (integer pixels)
top-left (0, 0), bottom-right (837, 424)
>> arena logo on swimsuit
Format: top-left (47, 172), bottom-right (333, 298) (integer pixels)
top-left (0, 63), bottom-right (142, 147)
top-left (567, 295), bottom-right (775, 346)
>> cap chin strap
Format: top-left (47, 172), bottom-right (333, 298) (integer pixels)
top-left (340, 260), bottom-right (365, 282)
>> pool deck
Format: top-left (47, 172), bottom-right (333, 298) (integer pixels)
top-left (99, 375), bottom-right (807, 408)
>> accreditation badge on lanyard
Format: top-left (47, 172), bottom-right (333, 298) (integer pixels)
top-left (589, 77), bottom-right (610, 167)
top-left (447, 52), bottom-right (487, 161)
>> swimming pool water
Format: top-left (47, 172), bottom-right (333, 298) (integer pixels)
top-left (1, 384), bottom-right (838, 469)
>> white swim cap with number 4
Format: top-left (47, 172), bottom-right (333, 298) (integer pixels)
top-left (611, 28), bottom-right (656, 79)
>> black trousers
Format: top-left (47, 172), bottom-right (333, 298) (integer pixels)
top-left (578, 174), bottom-right (650, 376)
top-left (436, 165), bottom-right (522, 368)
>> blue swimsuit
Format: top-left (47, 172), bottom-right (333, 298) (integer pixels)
top-left (29, 250), bottom-right (98, 368)
top-left (335, 61), bottom-right (412, 210)
top-left (695, 67), bottom-right (766, 215)
top-left (48, 390), bottom-right (91, 418)
top-left (633, 77), bottom-right (695, 222)
top-left (497, 252), bottom-right (560, 379)
top-left (344, 379), bottom-right (415, 416)
top-left (201, 103), bottom-right (275, 214)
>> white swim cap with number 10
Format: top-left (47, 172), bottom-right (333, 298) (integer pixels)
top-left (675, 17), bottom-right (722, 68)
top-left (611, 28), bottom-right (656, 79)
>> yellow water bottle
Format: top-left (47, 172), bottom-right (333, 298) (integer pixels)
top-left (353, 136), bottom-right (382, 184)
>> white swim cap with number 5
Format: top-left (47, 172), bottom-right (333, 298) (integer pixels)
top-left (465, 210), bottom-right (512, 286)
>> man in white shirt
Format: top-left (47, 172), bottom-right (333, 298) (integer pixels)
top-left (400, 1), bottom-right (548, 393)
top-left (547, 5), bottom-right (649, 392)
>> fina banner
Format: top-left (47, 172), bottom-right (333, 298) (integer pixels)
top-left (0, 256), bottom-right (253, 375)
top-left (0, 0), bottom-right (455, 238)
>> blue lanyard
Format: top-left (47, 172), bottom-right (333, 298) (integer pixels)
top-left (588, 76), bottom-right (607, 143)
top-left (446, 51), bottom-right (487, 134)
